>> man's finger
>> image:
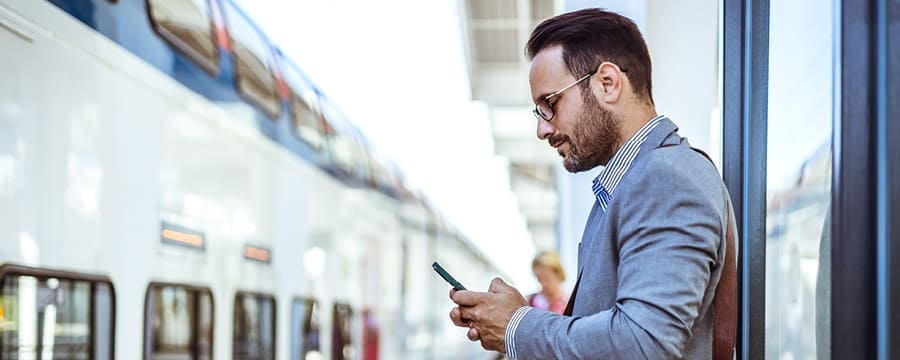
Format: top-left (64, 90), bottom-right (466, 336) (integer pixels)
top-left (458, 305), bottom-right (479, 322)
top-left (449, 307), bottom-right (471, 327)
top-left (467, 327), bottom-right (480, 341)
top-left (450, 289), bottom-right (490, 306)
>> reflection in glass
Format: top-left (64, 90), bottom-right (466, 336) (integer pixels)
top-left (765, 0), bottom-right (835, 359)
top-left (291, 299), bottom-right (321, 360)
top-left (291, 95), bottom-right (325, 151)
top-left (225, 2), bottom-right (280, 119)
top-left (280, 59), bottom-right (326, 152)
top-left (0, 275), bottom-right (112, 359)
top-left (234, 293), bottom-right (275, 360)
top-left (146, 285), bottom-right (213, 360)
top-left (332, 303), bottom-right (353, 360)
top-left (147, 0), bottom-right (219, 74)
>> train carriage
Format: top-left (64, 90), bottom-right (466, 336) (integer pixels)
top-left (0, 0), bottom-right (500, 359)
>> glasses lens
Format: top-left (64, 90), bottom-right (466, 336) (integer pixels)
top-left (537, 100), bottom-right (553, 120)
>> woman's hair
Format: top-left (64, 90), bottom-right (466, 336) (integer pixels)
top-left (532, 250), bottom-right (566, 282)
top-left (526, 8), bottom-right (654, 105)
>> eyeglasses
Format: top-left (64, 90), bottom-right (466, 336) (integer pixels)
top-left (532, 70), bottom-right (596, 121)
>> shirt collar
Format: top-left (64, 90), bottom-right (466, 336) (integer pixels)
top-left (592, 115), bottom-right (666, 197)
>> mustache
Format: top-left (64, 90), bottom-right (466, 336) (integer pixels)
top-left (548, 134), bottom-right (570, 147)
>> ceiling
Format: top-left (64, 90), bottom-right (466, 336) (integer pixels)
top-left (460, 0), bottom-right (559, 251)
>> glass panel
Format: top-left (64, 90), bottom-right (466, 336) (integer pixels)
top-left (331, 303), bottom-right (353, 360)
top-left (291, 299), bottom-right (321, 360)
top-left (321, 105), bottom-right (360, 175)
top-left (147, 0), bottom-right (219, 74)
top-left (197, 292), bottom-right (213, 360)
top-left (291, 95), bottom-right (325, 151)
top-left (0, 275), bottom-right (95, 359)
top-left (225, 2), bottom-right (281, 119)
top-left (93, 283), bottom-right (113, 360)
top-left (146, 285), bottom-right (213, 360)
top-left (765, 0), bottom-right (835, 359)
top-left (332, 135), bottom-right (356, 173)
top-left (281, 61), bottom-right (326, 151)
top-left (234, 293), bottom-right (275, 360)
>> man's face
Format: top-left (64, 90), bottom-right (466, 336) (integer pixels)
top-left (530, 46), bottom-right (622, 172)
top-left (533, 265), bottom-right (561, 289)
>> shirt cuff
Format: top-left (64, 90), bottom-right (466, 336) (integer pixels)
top-left (505, 306), bottom-right (532, 359)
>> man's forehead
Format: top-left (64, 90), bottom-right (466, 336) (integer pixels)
top-left (530, 46), bottom-right (570, 83)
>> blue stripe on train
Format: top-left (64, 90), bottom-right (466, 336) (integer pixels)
top-left (45, 0), bottom-right (368, 189)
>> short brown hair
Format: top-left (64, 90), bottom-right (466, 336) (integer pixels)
top-left (526, 8), bottom-right (654, 104)
top-left (532, 250), bottom-right (566, 282)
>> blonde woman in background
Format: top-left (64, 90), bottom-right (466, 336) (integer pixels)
top-left (527, 251), bottom-right (568, 314)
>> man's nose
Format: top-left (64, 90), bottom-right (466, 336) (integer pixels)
top-left (536, 118), bottom-right (555, 140)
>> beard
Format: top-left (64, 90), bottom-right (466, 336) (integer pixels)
top-left (549, 91), bottom-right (622, 173)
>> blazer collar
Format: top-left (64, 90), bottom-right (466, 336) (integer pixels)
top-left (644, 116), bottom-right (679, 150)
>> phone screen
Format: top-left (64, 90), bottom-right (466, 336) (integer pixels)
top-left (432, 261), bottom-right (466, 291)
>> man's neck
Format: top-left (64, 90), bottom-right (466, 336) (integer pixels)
top-left (615, 106), bottom-right (658, 153)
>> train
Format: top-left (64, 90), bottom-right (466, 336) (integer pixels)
top-left (0, 0), bottom-right (502, 359)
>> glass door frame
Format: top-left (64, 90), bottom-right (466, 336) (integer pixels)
top-left (722, 0), bottom-right (898, 358)
top-left (722, 0), bottom-right (768, 359)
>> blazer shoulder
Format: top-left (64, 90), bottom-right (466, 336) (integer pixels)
top-left (640, 144), bottom-right (720, 183)
top-left (618, 143), bottom-right (728, 213)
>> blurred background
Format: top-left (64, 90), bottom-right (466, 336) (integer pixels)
top-left (0, 0), bottom-right (845, 359)
top-left (239, 0), bottom-right (722, 291)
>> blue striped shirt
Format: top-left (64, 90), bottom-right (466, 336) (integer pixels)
top-left (504, 115), bottom-right (666, 359)
top-left (592, 114), bottom-right (665, 210)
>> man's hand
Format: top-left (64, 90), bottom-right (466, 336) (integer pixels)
top-left (448, 277), bottom-right (528, 352)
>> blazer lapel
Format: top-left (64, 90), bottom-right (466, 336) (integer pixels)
top-left (567, 117), bottom-right (681, 315)
top-left (578, 117), bottom-right (679, 271)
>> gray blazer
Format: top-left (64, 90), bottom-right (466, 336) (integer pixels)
top-left (513, 118), bottom-right (733, 359)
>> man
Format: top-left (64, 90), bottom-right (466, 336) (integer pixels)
top-left (449, 8), bottom-right (736, 359)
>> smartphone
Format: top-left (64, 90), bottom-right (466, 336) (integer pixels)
top-left (432, 261), bottom-right (466, 291)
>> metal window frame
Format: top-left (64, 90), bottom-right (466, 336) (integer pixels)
top-left (722, 0), bottom-right (768, 358)
top-left (725, 0), bottom-right (898, 358)
top-left (0, 264), bottom-right (118, 360)
top-left (875, 0), bottom-right (899, 358)
top-left (831, 0), bottom-right (885, 357)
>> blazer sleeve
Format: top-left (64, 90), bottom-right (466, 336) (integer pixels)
top-left (512, 157), bottom-right (722, 359)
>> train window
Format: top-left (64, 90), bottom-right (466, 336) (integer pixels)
top-left (322, 110), bottom-right (353, 173)
top-left (224, 2), bottom-right (281, 120)
top-left (291, 94), bottom-right (325, 151)
top-left (0, 265), bottom-right (115, 360)
top-left (144, 283), bottom-right (213, 360)
top-left (290, 298), bottom-right (321, 360)
top-left (331, 133), bottom-right (357, 175)
top-left (331, 303), bottom-right (354, 360)
top-left (147, 0), bottom-right (220, 75)
top-left (233, 292), bottom-right (275, 360)
top-left (321, 103), bottom-right (369, 178)
top-left (280, 61), bottom-right (325, 151)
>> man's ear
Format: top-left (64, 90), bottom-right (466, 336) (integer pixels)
top-left (593, 62), bottom-right (624, 104)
